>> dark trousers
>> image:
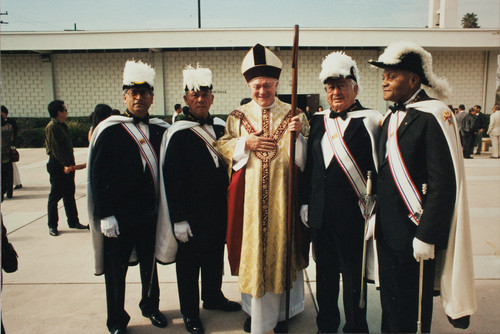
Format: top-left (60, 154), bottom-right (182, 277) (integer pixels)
top-left (377, 238), bottom-right (436, 333)
top-left (1, 162), bottom-right (13, 198)
top-left (311, 225), bottom-right (368, 333)
top-left (103, 218), bottom-right (159, 332)
top-left (175, 239), bottom-right (225, 318)
top-left (475, 130), bottom-right (484, 154)
top-left (462, 132), bottom-right (475, 158)
top-left (46, 158), bottom-right (79, 228)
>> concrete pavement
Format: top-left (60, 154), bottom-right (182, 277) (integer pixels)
top-left (1, 147), bottom-right (499, 333)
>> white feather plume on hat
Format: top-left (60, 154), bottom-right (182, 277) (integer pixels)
top-left (373, 41), bottom-right (451, 99)
top-left (183, 64), bottom-right (213, 91)
top-left (122, 60), bottom-right (155, 89)
top-left (319, 51), bottom-right (362, 93)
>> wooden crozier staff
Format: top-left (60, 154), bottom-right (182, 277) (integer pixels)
top-left (285, 24), bottom-right (299, 332)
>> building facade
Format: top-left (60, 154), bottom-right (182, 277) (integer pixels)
top-left (1, 28), bottom-right (498, 118)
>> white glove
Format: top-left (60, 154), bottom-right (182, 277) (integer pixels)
top-left (413, 237), bottom-right (435, 262)
top-left (364, 215), bottom-right (376, 241)
top-left (174, 221), bottom-right (193, 243)
top-left (300, 205), bottom-right (309, 228)
top-left (101, 216), bottom-right (120, 238)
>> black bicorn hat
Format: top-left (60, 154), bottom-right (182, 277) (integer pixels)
top-left (369, 41), bottom-right (451, 99)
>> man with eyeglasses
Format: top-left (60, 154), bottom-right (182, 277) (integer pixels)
top-left (218, 44), bottom-right (310, 334)
top-left (301, 52), bottom-right (381, 333)
top-left (88, 60), bottom-right (171, 334)
top-left (44, 100), bottom-right (89, 236)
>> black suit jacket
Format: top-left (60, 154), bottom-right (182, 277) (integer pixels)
top-left (376, 91), bottom-right (456, 251)
top-left (304, 110), bottom-right (377, 234)
top-left (163, 124), bottom-right (228, 246)
top-left (90, 122), bottom-right (166, 222)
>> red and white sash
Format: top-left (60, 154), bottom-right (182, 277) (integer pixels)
top-left (386, 111), bottom-right (422, 225)
top-left (324, 115), bottom-right (367, 214)
top-left (121, 122), bottom-right (160, 196)
top-left (190, 125), bottom-right (227, 169)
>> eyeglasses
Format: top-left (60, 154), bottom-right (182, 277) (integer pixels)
top-left (126, 88), bottom-right (152, 98)
top-left (250, 82), bottom-right (276, 90)
top-left (325, 82), bottom-right (352, 93)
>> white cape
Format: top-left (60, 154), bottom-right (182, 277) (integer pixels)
top-left (408, 100), bottom-right (477, 320)
top-left (154, 117), bottom-right (226, 263)
top-left (87, 115), bottom-right (174, 274)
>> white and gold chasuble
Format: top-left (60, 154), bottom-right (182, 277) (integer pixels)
top-left (218, 99), bottom-right (309, 298)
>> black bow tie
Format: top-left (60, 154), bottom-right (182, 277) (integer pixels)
top-left (389, 103), bottom-right (406, 113)
top-left (330, 110), bottom-right (348, 120)
top-left (124, 110), bottom-right (150, 125)
top-left (133, 114), bottom-right (150, 125)
top-left (178, 108), bottom-right (213, 125)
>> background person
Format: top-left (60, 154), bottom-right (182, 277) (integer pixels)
top-left (88, 104), bottom-right (113, 142)
top-left (487, 104), bottom-right (500, 158)
top-left (44, 100), bottom-right (88, 236)
top-left (2, 215), bottom-right (19, 333)
top-left (455, 104), bottom-right (468, 146)
top-left (1, 106), bottom-right (14, 200)
top-left (474, 105), bottom-right (486, 155)
top-left (1, 105), bottom-right (22, 191)
top-left (172, 103), bottom-right (182, 124)
top-left (462, 108), bottom-right (478, 159)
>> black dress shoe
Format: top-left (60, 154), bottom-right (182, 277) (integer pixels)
top-left (14, 184), bottom-right (22, 189)
top-left (49, 227), bottom-right (59, 236)
top-left (274, 320), bottom-right (287, 333)
top-left (447, 315), bottom-right (470, 329)
top-left (183, 316), bottom-right (204, 334)
top-left (69, 222), bottom-right (90, 230)
top-left (143, 310), bottom-right (168, 328)
top-left (110, 328), bottom-right (126, 334)
top-left (243, 317), bottom-right (251, 333)
top-left (203, 298), bottom-right (241, 312)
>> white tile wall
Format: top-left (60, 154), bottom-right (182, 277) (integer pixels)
top-left (0, 49), bottom-right (489, 118)
top-left (1, 55), bottom-right (46, 117)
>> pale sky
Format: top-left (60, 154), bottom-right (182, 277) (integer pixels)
top-left (0, 0), bottom-right (499, 32)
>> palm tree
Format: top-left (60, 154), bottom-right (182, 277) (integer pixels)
top-left (461, 12), bottom-right (480, 28)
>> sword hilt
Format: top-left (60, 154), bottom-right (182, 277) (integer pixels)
top-left (366, 170), bottom-right (373, 196)
top-left (422, 183), bottom-right (428, 196)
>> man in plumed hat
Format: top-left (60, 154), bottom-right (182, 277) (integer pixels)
top-left (218, 44), bottom-right (310, 334)
top-left (161, 64), bottom-right (240, 334)
top-left (301, 52), bottom-right (381, 333)
top-left (88, 60), bottom-right (170, 334)
top-left (370, 42), bottom-right (476, 333)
